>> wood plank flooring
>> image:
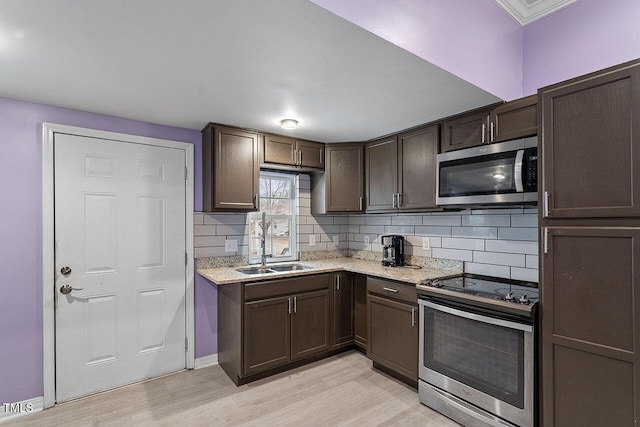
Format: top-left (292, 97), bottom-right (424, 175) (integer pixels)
top-left (6, 351), bottom-right (459, 426)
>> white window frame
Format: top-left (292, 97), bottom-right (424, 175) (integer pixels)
top-left (248, 171), bottom-right (298, 264)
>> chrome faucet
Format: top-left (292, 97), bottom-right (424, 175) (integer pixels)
top-left (260, 211), bottom-right (272, 266)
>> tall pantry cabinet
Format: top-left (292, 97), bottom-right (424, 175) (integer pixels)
top-left (539, 59), bottom-right (640, 426)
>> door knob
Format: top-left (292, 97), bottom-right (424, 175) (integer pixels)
top-left (60, 284), bottom-right (83, 295)
top-left (60, 266), bottom-right (72, 276)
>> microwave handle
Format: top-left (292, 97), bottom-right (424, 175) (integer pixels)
top-left (514, 149), bottom-right (524, 193)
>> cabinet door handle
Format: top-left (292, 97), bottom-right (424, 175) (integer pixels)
top-left (411, 307), bottom-right (416, 327)
top-left (382, 287), bottom-right (398, 293)
top-left (481, 123), bottom-right (486, 144)
top-left (336, 275), bottom-right (341, 291)
top-left (253, 193), bottom-right (258, 209)
top-left (359, 196), bottom-right (363, 211)
top-left (490, 121), bottom-right (495, 142)
top-left (293, 296), bottom-right (297, 314)
top-left (543, 227), bottom-right (549, 254)
top-left (392, 193), bottom-right (396, 209)
top-left (288, 297), bottom-right (292, 314)
top-left (397, 193), bottom-right (402, 208)
top-left (543, 191), bottom-right (550, 218)
top-left (299, 150), bottom-right (302, 165)
top-left (292, 149), bottom-right (297, 165)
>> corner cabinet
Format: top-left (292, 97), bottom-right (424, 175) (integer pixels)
top-left (312, 143), bottom-right (364, 213)
top-left (367, 277), bottom-right (418, 386)
top-left (331, 272), bottom-right (354, 349)
top-left (263, 134), bottom-right (324, 170)
top-left (202, 124), bottom-right (259, 211)
top-left (365, 124), bottom-right (439, 212)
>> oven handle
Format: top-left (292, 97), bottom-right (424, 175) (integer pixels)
top-left (514, 149), bottom-right (524, 193)
top-left (419, 299), bottom-right (533, 333)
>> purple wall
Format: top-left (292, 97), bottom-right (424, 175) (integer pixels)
top-left (310, 0), bottom-right (524, 100)
top-left (523, 0), bottom-right (640, 95)
top-left (0, 96), bottom-right (217, 404)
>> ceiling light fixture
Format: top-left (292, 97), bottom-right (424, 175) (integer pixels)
top-left (280, 119), bottom-right (298, 130)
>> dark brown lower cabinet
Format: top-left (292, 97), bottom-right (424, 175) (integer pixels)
top-left (218, 273), bottom-right (352, 385)
top-left (541, 227), bottom-right (640, 426)
top-left (354, 275), bottom-right (367, 350)
top-left (331, 273), bottom-right (354, 348)
top-left (367, 278), bottom-right (418, 384)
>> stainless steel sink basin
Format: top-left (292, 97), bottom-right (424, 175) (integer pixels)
top-left (235, 266), bottom-right (276, 275)
top-left (269, 263), bottom-right (310, 272)
top-left (235, 263), bottom-right (311, 275)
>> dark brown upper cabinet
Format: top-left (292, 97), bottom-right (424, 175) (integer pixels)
top-left (490, 94), bottom-right (537, 143)
top-left (263, 134), bottom-right (324, 170)
top-left (540, 60), bottom-right (640, 219)
top-left (202, 124), bottom-right (259, 212)
top-left (366, 124), bottom-right (439, 212)
top-left (312, 143), bottom-right (364, 213)
top-left (441, 97), bottom-right (537, 153)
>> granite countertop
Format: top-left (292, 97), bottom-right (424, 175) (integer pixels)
top-left (198, 258), bottom-right (461, 286)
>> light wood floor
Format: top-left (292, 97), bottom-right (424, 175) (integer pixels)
top-left (7, 351), bottom-right (459, 426)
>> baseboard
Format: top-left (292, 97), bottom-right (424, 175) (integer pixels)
top-left (0, 396), bottom-right (43, 423)
top-left (194, 353), bottom-right (218, 369)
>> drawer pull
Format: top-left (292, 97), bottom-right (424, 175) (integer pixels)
top-left (382, 287), bottom-right (398, 293)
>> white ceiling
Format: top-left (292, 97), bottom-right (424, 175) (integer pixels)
top-left (494, 0), bottom-right (580, 25)
top-left (0, 0), bottom-right (501, 143)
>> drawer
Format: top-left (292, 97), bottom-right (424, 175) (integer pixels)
top-left (244, 273), bottom-right (330, 300)
top-left (367, 277), bottom-right (417, 305)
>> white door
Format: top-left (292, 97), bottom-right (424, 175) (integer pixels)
top-left (54, 133), bottom-right (186, 402)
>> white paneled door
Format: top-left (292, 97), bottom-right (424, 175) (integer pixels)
top-left (54, 133), bottom-right (186, 402)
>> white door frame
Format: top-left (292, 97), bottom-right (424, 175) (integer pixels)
top-left (42, 123), bottom-right (195, 408)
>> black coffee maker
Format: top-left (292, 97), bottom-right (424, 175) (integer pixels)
top-left (381, 235), bottom-right (404, 267)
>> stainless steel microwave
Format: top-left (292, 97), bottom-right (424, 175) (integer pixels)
top-left (436, 137), bottom-right (537, 207)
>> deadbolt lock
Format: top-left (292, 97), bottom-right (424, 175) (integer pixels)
top-left (60, 266), bottom-right (72, 276)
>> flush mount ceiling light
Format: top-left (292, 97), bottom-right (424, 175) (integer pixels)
top-left (280, 119), bottom-right (298, 130)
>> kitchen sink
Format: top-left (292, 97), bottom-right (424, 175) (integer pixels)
top-left (235, 263), bottom-right (311, 275)
top-left (268, 263), bottom-right (310, 272)
top-left (235, 266), bottom-right (276, 275)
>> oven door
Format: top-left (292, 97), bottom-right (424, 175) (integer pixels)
top-left (418, 299), bottom-right (534, 427)
top-left (436, 138), bottom-right (537, 206)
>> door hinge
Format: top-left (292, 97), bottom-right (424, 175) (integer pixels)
top-left (185, 252), bottom-right (188, 265)
top-left (184, 167), bottom-right (188, 180)
top-left (185, 337), bottom-right (188, 351)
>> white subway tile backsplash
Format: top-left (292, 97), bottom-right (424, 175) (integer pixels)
top-left (391, 215), bottom-right (423, 225)
top-left (414, 226), bottom-right (452, 237)
top-left (333, 216), bottom-right (350, 225)
top-left (497, 227), bottom-right (538, 241)
top-left (473, 251), bottom-right (525, 267)
top-left (216, 224), bottom-right (247, 236)
top-left (193, 213), bottom-right (204, 225)
top-left (511, 267), bottom-right (538, 282)
top-left (526, 255), bottom-right (539, 269)
top-left (315, 216), bottom-right (335, 225)
top-left (204, 213), bottom-right (246, 225)
top-left (366, 216), bottom-right (392, 225)
top-left (485, 239), bottom-right (538, 255)
top-left (432, 248), bottom-right (473, 262)
top-left (194, 236), bottom-right (226, 248)
top-left (452, 227), bottom-right (498, 239)
top-left (315, 224), bottom-right (340, 234)
top-left (422, 215), bottom-right (462, 226)
top-left (384, 225), bottom-right (416, 235)
top-left (462, 215), bottom-right (510, 227)
top-left (471, 208), bottom-right (524, 215)
top-left (298, 224), bottom-right (314, 234)
top-left (441, 238), bottom-right (485, 251)
top-left (465, 262), bottom-right (511, 279)
top-left (194, 225), bottom-right (217, 236)
top-left (298, 198), bottom-right (310, 207)
top-left (349, 215), bottom-right (366, 225)
top-left (510, 214), bottom-right (538, 228)
top-left (360, 225), bottom-right (386, 234)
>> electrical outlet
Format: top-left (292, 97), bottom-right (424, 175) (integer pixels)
top-left (333, 235), bottom-right (339, 246)
top-left (225, 239), bottom-right (238, 253)
top-left (422, 237), bottom-right (430, 251)
top-left (364, 236), bottom-right (370, 246)
top-left (309, 235), bottom-right (316, 246)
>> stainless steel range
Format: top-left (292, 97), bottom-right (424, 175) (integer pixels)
top-left (416, 274), bottom-right (538, 427)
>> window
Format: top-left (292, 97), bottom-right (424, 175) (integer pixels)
top-left (248, 171), bottom-right (297, 264)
